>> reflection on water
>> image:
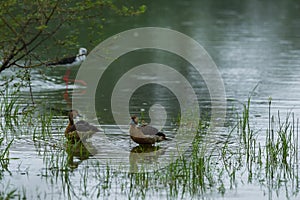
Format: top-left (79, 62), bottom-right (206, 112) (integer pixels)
top-left (65, 141), bottom-right (97, 169)
top-left (1, 0), bottom-right (300, 199)
top-left (129, 145), bottom-right (166, 173)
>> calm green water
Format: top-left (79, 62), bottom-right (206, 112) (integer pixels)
top-left (1, 0), bottom-right (300, 199)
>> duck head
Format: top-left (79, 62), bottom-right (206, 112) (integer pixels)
top-left (130, 115), bottom-right (139, 125)
top-left (68, 110), bottom-right (82, 124)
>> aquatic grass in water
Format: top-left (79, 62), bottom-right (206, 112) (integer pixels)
top-left (0, 138), bottom-right (13, 175)
top-left (1, 87), bottom-right (300, 199)
top-left (27, 96), bottom-right (300, 199)
top-left (0, 87), bottom-right (70, 199)
top-left (0, 183), bottom-right (25, 200)
top-left (264, 101), bottom-right (299, 189)
top-left (33, 110), bottom-right (54, 141)
top-left (0, 87), bottom-right (21, 135)
top-left (0, 130), bottom-right (26, 199)
top-left (233, 97), bottom-right (299, 198)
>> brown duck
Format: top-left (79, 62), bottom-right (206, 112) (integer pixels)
top-left (129, 116), bottom-right (168, 145)
top-left (65, 110), bottom-right (99, 142)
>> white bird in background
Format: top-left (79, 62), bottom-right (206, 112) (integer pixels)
top-left (47, 47), bottom-right (87, 67)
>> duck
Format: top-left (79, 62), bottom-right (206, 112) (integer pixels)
top-left (129, 116), bottom-right (168, 145)
top-left (47, 47), bottom-right (87, 67)
top-left (65, 110), bottom-right (99, 143)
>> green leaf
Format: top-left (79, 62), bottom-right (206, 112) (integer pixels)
top-left (35, 25), bottom-right (48, 30)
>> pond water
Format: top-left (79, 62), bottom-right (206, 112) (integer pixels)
top-left (1, 0), bottom-right (300, 199)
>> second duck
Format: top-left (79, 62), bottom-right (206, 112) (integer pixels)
top-left (65, 110), bottom-right (100, 143)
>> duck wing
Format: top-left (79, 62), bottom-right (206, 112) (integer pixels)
top-left (75, 120), bottom-right (99, 132)
top-left (139, 125), bottom-right (159, 136)
top-left (130, 125), bottom-right (166, 145)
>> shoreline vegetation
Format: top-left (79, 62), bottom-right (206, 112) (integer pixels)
top-left (0, 87), bottom-right (299, 199)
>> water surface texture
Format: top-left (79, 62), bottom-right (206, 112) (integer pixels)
top-left (1, 0), bottom-right (300, 199)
